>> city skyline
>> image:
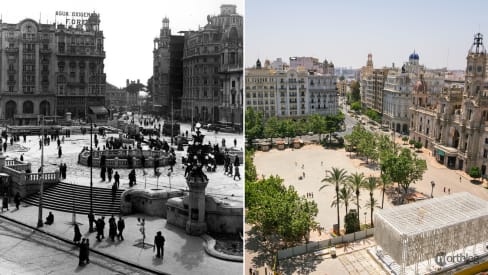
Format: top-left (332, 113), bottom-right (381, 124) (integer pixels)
top-left (245, 0), bottom-right (488, 71)
top-left (2, 0), bottom-right (243, 88)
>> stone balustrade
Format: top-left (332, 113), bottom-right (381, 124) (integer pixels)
top-left (78, 149), bottom-right (173, 168)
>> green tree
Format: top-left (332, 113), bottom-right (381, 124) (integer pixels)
top-left (320, 167), bottom-right (348, 234)
top-left (246, 176), bottom-right (319, 245)
top-left (364, 198), bottom-right (379, 228)
top-left (414, 141), bottom-right (422, 151)
top-left (469, 167), bottom-right (482, 180)
top-left (363, 177), bottom-right (378, 227)
top-left (264, 116), bottom-right (280, 143)
top-left (379, 173), bottom-right (392, 209)
top-left (330, 186), bottom-right (354, 214)
top-left (324, 112), bottom-right (345, 145)
top-left (281, 119), bottom-right (297, 145)
top-left (344, 210), bottom-right (360, 234)
top-left (245, 149), bottom-right (257, 183)
top-left (402, 136), bottom-right (409, 145)
top-left (347, 172), bottom-right (366, 225)
top-left (307, 114), bottom-right (326, 141)
top-left (350, 81), bottom-right (361, 103)
top-left (351, 101), bottom-right (362, 112)
top-left (383, 148), bottom-right (427, 203)
top-left (245, 107), bottom-right (264, 147)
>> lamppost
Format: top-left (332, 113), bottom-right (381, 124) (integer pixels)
top-left (90, 122), bottom-right (93, 214)
top-left (37, 115), bottom-right (45, 228)
top-left (363, 211), bottom-right (367, 226)
top-left (431, 180), bottom-right (435, 198)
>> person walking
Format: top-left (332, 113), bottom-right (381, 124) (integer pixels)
top-left (117, 217), bottom-right (125, 240)
top-left (107, 167), bottom-right (113, 182)
top-left (96, 217), bottom-right (105, 241)
top-left (78, 239), bottom-right (86, 266)
top-left (114, 171), bottom-right (120, 188)
top-left (73, 224), bottom-right (82, 245)
top-left (153, 231), bottom-right (165, 258)
top-left (234, 165), bottom-right (241, 181)
top-left (20, 154), bottom-right (24, 162)
top-left (58, 146), bottom-right (62, 158)
top-left (109, 215), bottom-right (117, 241)
top-left (14, 192), bottom-right (20, 210)
top-left (111, 183), bottom-right (117, 201)
top-left (2, 194), bottom-right (8, 212)
top-left (88, 212), bottom-right (95, 233)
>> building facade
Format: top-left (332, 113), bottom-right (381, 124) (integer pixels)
top-left (0, 19), bottom-right (57, 125)
top-left (181, 4), bottom-right (243, 127)
top-left (105, 83), bottom-right (126, 113)
top-left (152, 18), bottom-right (184, 118)
top-left (245, 60), bottom-right (338, 118)
top-left (409, 33), bottom-right (488, 173)
top-left (55, 13), bottom-right (106, 120)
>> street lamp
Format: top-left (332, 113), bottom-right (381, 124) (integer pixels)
top-left (363, 211), bottom-right (367, 226)
top-left (90, 122), bottom-right (93, 214)
top-left (431, 181), bottom-right (435, 198)
top-left (37, 115), bottom-right (45, 228)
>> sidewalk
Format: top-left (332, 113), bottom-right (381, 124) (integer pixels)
top-left (0, 203), bottom-right (241, 275)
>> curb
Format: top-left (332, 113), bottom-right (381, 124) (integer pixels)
top-left (0, 214), bottom-right (169, 275)
top-left (202, 234), bottom-right (243, 262)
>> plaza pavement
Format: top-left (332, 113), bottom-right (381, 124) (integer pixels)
top-left (0, 203), bottom-right (242, 275)
top-left (250, 140), bottom-right (488, 274)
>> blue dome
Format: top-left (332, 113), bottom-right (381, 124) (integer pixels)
top-left (409, 52), bottom-right (419, 60)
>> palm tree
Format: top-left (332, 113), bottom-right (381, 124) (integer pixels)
top-left (380, 173), bottom-right (392, 209)
top-left (330, 186), bottom-right (354, 214)
top-left (364, 197), bottom-right (379, 227)
top-left (347, 172), bottom-right (366, 226)
top-left (320, 167), bottom-right (348, 234)
top-left (364, 177), bottom-right (379, 227)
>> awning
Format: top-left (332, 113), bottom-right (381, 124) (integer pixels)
top-left (89, 106), bottom-right (108, 115)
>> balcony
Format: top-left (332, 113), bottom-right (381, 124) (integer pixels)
top-left (5, 47), bottom-right (19, 53)
top-left (40, 48), bottom-right (52, 54)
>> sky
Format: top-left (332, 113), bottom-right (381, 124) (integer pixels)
top-left (245, 0), bottom-right (488, 71)
top-left (2, 0), bottom-right (243, 88)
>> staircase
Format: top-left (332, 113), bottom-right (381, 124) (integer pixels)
top-left (22, 182), bottom-right (124, 216)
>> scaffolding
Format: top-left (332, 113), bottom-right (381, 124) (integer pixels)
top-left (374, 192), bottom-right (488, 274)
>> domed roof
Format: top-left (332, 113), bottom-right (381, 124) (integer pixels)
top-left (409, 51), bottom-right (419, 60)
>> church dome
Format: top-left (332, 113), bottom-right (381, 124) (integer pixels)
top-left (409, 51), bottom-right (419, 60)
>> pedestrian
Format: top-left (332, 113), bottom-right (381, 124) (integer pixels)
top-left (78, 239), bottom-right (86, 266)
top-left (73, 224), bottom-right (82, 245)
top-left (107, 167), bottom-right (113, 182)
top-left (14, 192), bottom-right (20, 210)
top-left (109, 215), bottom-right (117, 241)
top-left (234, 155), bottom-right (240, 167)
top-left (234, 165), bottom-right (241, 181)
top-left (302, 164), bottom-right (304, 169)
top-left (96, 217), bottom-right (105, 241)
top-left (153, 231), bottom-right (165, 258)
top-left (3, 142), bottom-right (7, 152)
top-left (448, 188), bottom-right (451, 195)
top-left (114, 172), bottom-right (120, 188)
top-left (117, 216), bottom-right (125, 240)
top-left (303, 171), bottom-right (305, 178)
top-left (100, 166), bottom-right (106, 182)
top-left (20, 154), bottom-right (24, 162)
top-left (45, 211), bottom-right (54, 225)
top-left (58, 146), bottom-right (62, 158)
top-left (88, 212), bottom-right (95, 232)
top-left (111, 183), bottom-right (117, 201)
top-left (459, 176), bottom-right (461, 183)
top-left (234, 138), bottom-right (237, 148)
top-left (84, 239), bottom-right (90, 264)
top-left (443, 187), bottom-right (446, 193)
top-left (1, 194), bottom-right (8, 212)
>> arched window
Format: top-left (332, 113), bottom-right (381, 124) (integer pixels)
top-left (23, 101), bottom-right (34, 114)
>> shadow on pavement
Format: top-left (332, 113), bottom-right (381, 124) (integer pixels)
top-left (246, 226), bottom-right (324, 275)
top-left (152, 256), bottom-right (164, 266)
top-left (167, 223), bottom-right (204, 270)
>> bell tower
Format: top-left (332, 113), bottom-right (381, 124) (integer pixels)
top-left (160, 17), bottom-right (171, 48)
top-left (465, 33), bottom-right (486, 99)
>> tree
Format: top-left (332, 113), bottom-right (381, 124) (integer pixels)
top-left (339, 75), bottom-right (345, 81)
top-left (469, 167), bottom-right (482, 180)
top-left (364, 198), bottom-right (379, 228)
top-left (402, 136), bottom-right (409, 145)
top-left (350, 81), bottom-right (361, 103)
top-left (264, 116), bottom-right (280, 143)
top-left (245, 149), bottom-right (257, 183)
top-left (307, 114), bottom-right (326, 141)
top-left (414, 141), bottom-right (422, 151)
top-left (363, 177), bottom-right (378, 227)
top-left (383, 148), bottom-right (427, 203)
top-left (246, 176), bottom-right (319, 245)
top-left (379, 173), bottom-right (392, 209)
top-left (320, 167), bottom-right (348, 234)
top-left (282, 119), bottom-right (297, 145)
top-left (347, 172), bottom-right (366, 226)
top-left (245, 107), bottom-right (264, 147)
top-left (409, 139), bottom-right (415, 147)
top-left (330, 186), bottom-right (354, 214)
top-left (351, 101), bottom-right (362, 112)
top-left (324, 112), bottom-right (345, 146)
top-left (344, 210), bottom-right (360, 234)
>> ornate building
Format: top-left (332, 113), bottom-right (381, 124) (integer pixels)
top-left (410, 33), bottom-right (488, 173)
top-left (246, 59), bottom-right (338, 118)
top-left (181, 4), bottom-right (243, 127)
top-left (360, 54), bottom-right (389, 114)
top-left (152, 18), bottom-right (184, 118)
top-left (55, 13), bottom-right (106, 120)
top-left (0, 19), bottom-right (57, 125)
top-left (0, 14), bottom-right (106, 124)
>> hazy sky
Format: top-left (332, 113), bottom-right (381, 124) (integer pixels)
top-left (2, 0), bottom-right (243, 88)
top-left (245, 0), bottom-right (488, 70)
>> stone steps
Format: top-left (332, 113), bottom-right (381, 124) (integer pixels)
top-left (22, 182), bottom-right (124, 216)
